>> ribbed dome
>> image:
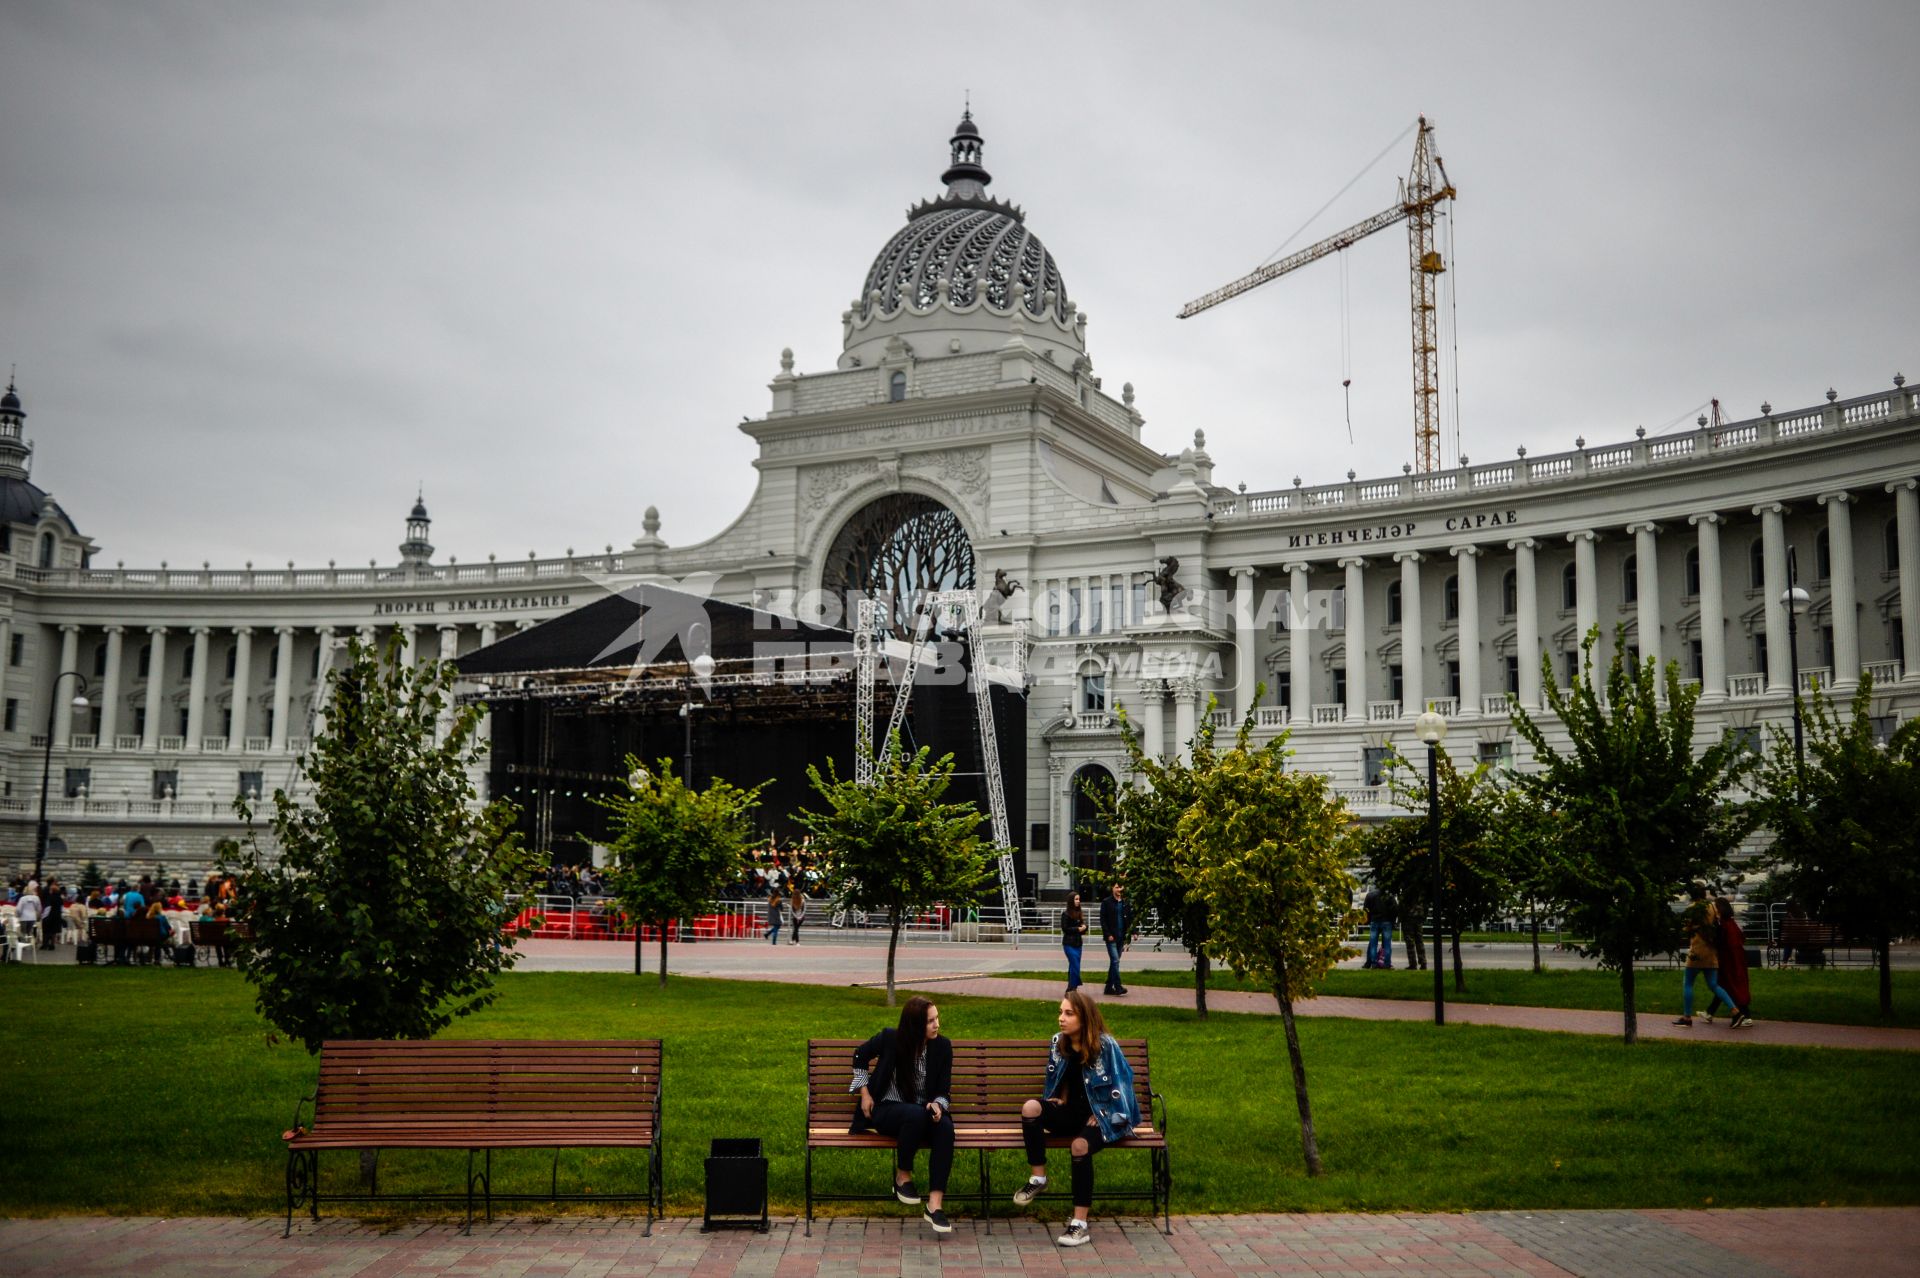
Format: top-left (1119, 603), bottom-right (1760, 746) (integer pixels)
top-left (856, 112), bottom-right (1069, 325)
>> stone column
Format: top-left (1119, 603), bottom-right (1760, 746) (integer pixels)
top-left (185, 626), bottom-right (211, 748)
top-left (479, 622), bottom-right (500, 647)
top-left (52, 625), bottom-right (81, 746)
top-left (1690, 514), bottom-right (1726, 700)
top-left (1628, 522), bottom-right (1662, 678)
top-left (1891, 479), bottom-right (1920, 680)
top-left (312, 626), bottom-right (340, 738)
top-left (229, 626), bottom-right (253, 743)
top-left (1230, 566), bottom-right (1257, 719)
top-left (1509, 539), bottom-right (1541, 708)
top-left (1394, 552), bottom-right (1423, 716)
top-left (0, 620), bottom-right (11, 730)
top-left (1819, 493), bottom-right (1858, 690)
top-left (1452, 546), bottom-right (1482, 713)
top-left (142, 627), bottom-right (169, 749)
top-left (1756, 502), bottom-right (1790, 692)
top-left (1285, 562), bottom-right (1312, 721)
top-left (1171, 677), bottom-right (1199, 764)
top-left (1569, 532), bottom-right (1599, 670)
top-left (436, 624), bottom-right (460, 741)
top-left (1340, 557), bottom-right (1368, 720)
top-left (1048, 758), bottom-right (1071, 886)
top-left (98, 625), bottom-right (124, 744)
top-left (400, 623), bottom-right (418, 671)
top-left (270, 626), bottom-right (295, 751)
top-left (1138, 679), bottom-right (1165, 763)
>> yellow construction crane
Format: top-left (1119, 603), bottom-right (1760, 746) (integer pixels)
top-left (1179, 117), bottom-right (1457, 473)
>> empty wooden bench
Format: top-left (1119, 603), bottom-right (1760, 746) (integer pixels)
top-left (282, 1039), bottom-right (663, 1235)
top-left (805, 1037), bottom-right (1170, 1234)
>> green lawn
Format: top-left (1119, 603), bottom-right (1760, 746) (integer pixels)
top-left (1007, 964), bottom-right (1918, 1029)
top-left (1, 966), bottom-right (1913, 1221)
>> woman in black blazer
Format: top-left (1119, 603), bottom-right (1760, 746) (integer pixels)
top-left (850, 995), bottom-right (956, 1233)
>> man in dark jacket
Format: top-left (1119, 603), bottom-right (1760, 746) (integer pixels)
top-left (1099, 882), bottom-right (1130, 995)
top-left (1363, 887), bottom-right (1397, 969)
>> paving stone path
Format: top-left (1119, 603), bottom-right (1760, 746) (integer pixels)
top-left (4, 1209), bottom-right (1914, 1277)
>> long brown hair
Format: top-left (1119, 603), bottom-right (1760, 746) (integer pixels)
top-left (893, 996), bottom-right (935, 1101)
top-left (1060, 987), bottom-right (1107, 1064)
top-left (1062, 893), bottom-right (1083, 928)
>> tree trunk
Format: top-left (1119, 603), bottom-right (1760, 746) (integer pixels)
top-left (1407, 926), bottom-right (1426, 971)
top-left (1194, 949), bottom-right (1210, 1019)
top-left (1529, 899), bottom-right (1542, 974)
top-left (1879, 932), bottom-right (1893, 1018)
top-left (885, 910), bottom-right (902, 1007)
top-left (658, 920), bottom-right (669, 988)
top-left (1451, 929), bottom-right (1465, 992)
top-left (1620, 955), bottom-right (1637, 1045)
top-left (1272, 962), bottom-right (1322, 1176)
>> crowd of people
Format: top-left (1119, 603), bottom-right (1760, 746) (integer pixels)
top-left (4, 869), bottom-right (239, 964)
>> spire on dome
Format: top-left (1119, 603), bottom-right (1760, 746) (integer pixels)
top-left (941, 106), bottom-right (991, 197)
top-left (400, 485), bottom-right (434, 566)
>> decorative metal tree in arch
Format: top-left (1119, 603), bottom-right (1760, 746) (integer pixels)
top-left (823, 493), bottom-right (976, 638)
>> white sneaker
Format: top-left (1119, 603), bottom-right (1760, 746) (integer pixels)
top-left (1057, 1220), bottom-right (1091, 1247)
top-left (1012, 1175), bottom-right (1047, 1206)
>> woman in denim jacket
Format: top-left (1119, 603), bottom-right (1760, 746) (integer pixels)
top-left (1010, 988), bottom-right (1140, 1247)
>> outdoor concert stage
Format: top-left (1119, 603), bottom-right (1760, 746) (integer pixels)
top-left (455, 585), bottom-right (1026, 871)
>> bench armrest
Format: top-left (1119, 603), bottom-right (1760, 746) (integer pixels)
top-left (1150, 1088), bottom-right (1168, 1137)
top-left (284, 1089), bottom-right (315, 1141)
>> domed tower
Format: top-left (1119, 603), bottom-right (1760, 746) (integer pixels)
top-left (0, 377), bottom-right (83, 562)
top-left (0, 378), bottom-right (32, 482)
top-left (399, 489), bottom-right (434, 566)
top-left (841, 111), bottom-right (1085, 370)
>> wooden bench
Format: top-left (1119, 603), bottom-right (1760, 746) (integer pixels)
top-left (282, 1039), bottom-right (663, 1235)
top-left (805, 1038), bottom-right (1169, 1235)
top-left (1775, 920), bottom-right (1874, 968)
top-left (86, 915), bottom-right (167, 964)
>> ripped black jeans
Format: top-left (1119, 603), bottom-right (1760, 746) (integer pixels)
top-left (1021, 1098), bottom-right (1108, 1208)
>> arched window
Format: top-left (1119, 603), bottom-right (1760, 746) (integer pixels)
top-left (1443, 575), bottom-right (1459, 621)
top-left (1622, 554), bottom-right (1638, 604)
top-left (37, 531), bottom-right (55, 568)
top-left (1749, 538), bottom-right (1766, 589)
top-left (1684, 546), bottom-right (1700, 597)
top-left (1814, 529), bottom-right (1830, 581)
top-left (1561, 562), bottom-right (1578, 610)
top-left (1501, 568), bottom-right (1518, 616)
top-left (1384, 580), bottom-right (1402, 626)
top-left (1888, 517), bottom-right (1901, 571)
top-left (889, 371), bottom-right (906, 403)
top-left (1079, 665), bottom-right (1107, 713)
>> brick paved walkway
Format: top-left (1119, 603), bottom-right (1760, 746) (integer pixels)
top-left (3, 1209), bottom-right (1914, 1276)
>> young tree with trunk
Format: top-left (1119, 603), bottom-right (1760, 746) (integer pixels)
top-left (596, 755), bottom-right (765, 987)
top-left (1177, 740), bottom-right (1359, 1177)
top-left (1374, 747), bottom-right (1513, 991)
top-left (1756, 675), bottom-right (1919, 1017)
top-left (795, 737), bottom-right (995, 1005)
top-left (227, 634), bottom-right (538, 1054)
top-left (1511, 627), bottom-right (1757, 1043)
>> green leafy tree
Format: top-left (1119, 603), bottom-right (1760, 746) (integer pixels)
top-left (795, 736), bottom-right (995, 1005)
top-left (78, 860), bottom-right (105, 894)
top-left (1511, 626), bottom-right (1758, 1043)
top-left (595, 755), bottom-right (765, 988)
top-left (227, 635), bottom-right (538, 1055)
top-left (1487, 784), bottom-right (1568, 973)
top-left (1088, 695), bottom-right (1254, 1018)
top-left (1374, 747), bottom-right (1513, 990)
top-left (1756, 675), bottom-right (1920, 1017)
top-left (1178, 740), bottom-right (1359, 1177)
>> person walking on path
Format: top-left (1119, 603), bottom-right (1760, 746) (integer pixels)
top-left (1011, 989), bottom-right (1142, 1248)
top-left (1674, 882), bottom-right (1735, 1027)
top-left (788, 884), bottom-right (807, 945)
top-left (849, 996), bottom-right (956, 1235)
top-left (1060, 892), bottom-right (1086, 993)
top-left (1706, 895), bottom-right (1756, 1028)
top-left (1099, 882), bottom-right (1130, 996)
top-left (765, 886), bottom-right (785, 946)
top-left (1362, 886), bottom-right (1397, 969)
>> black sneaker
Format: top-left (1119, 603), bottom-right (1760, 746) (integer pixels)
top-left (1012, 1175), bottom-right (1048, 1206)
top-left (923, 1205), bottom-right (951, 1234)
top-left (893, 1177), bottom-right (920, 1205)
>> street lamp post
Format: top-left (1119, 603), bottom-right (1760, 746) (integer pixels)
top-left (1782, 547), bottom-right (1810, 802)
top-left (35, 672), bottom-right (92, 884)
top-left (1415, 707), bottom-right (1449, 1026)
top-left (627, 764), bottom-right (651, 977)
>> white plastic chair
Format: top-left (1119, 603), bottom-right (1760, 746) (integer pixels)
top-left (6, 919), bottom-right (36, 964)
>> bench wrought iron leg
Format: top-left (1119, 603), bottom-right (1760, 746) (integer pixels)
top-left (485, 1149), bottom-right (494, 1224)
top-left (646, 1138), bottom-right (661, 1237)
top-left (804, 1146), bottom-right (813, 1237)
top-left (551, 1148), bottom-right (560, 1201)
top-left (464, 1150), bottom-right (476, 1235)
top-left (979, 1149), bottom-right (991, 1234)
top-left (284, 1149), bottom-right (316, 1237)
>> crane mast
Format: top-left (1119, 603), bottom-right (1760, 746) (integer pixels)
top-left (1179, 117), bottom-right (1457, 472)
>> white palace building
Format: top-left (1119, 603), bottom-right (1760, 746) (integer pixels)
top-left (5, 113), bottom-right (1918, 889)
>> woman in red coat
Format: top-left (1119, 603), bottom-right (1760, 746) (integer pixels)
top-left (1708, 896), bottom-right (1755, 1028)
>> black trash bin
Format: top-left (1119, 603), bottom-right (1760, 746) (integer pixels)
top-left (704, 1137), bottom-right (769, 1232)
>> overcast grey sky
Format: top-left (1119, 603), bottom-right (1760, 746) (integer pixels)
top-left (2, 2), bottom-right (1914, 569)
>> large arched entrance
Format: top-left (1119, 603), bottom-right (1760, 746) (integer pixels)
top-left (820, 492), bottom-right (975, 637)
top-left (1069, 763), bottom-right (1116, 886)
